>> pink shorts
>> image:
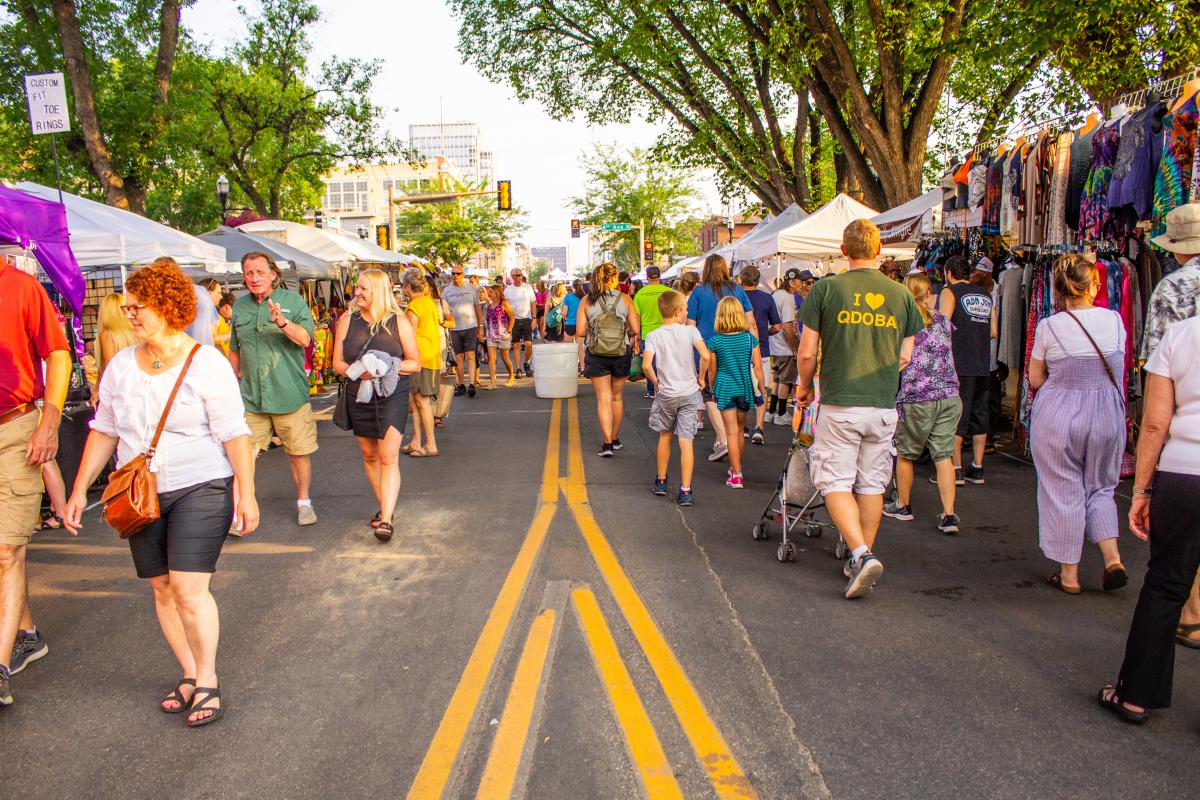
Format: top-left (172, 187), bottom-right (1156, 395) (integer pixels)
top-left (809, 405), bottom-right (898, 495)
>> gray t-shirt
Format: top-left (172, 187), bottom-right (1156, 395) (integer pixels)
top-left (188, 284), bottom-right (217, 347)
top-left (644, 323), bottom-right (703, 398)
top-left (442, 283), bottom-right (481, 330)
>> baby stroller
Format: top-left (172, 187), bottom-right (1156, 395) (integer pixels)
top-left (751, 433), bottom-right (845, 563)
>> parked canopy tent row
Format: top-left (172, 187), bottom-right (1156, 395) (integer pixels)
top-left (237, 219), bottom-right (422, 266)
top-left (198, 226), bottom-right (335, 280)
top-left (661, 255), bottom-right (703, 280)
top-left (734, 203), bottom-right (810, 262)
top-left (13, 182), bottom-right (232, 274)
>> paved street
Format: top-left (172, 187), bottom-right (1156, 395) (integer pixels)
top-left (4, 380), bottom-right (1199, 799)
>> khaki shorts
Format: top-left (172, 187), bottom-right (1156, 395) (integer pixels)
top-left (809, 404), bottom-right (897, 496)
top-left (897, 397), bottom-right (962, 462)
top-left (246, 404), bottom-right (318, 456)
top-left (771, 356), bottom-right (798, 384)
top-left (0, 411), bottom-right (43, 546)
top-left (409, 368), bottom-right (440, 397)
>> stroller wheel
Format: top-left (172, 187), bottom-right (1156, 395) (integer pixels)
top-left (777, 542), bottom-right (797, 563)
top-left (752, 522), bottom-right (766, 541)
top-left (804, 523), bottom-right (823, 539)
top-left (835, 539), bottom-right (848, 560)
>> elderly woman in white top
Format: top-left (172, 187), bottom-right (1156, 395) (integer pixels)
top-left (1098, 313), bottom-right (1200, 724)
top-left (64, 258), bottom-right (258, 729)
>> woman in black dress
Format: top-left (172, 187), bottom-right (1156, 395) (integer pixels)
top-left (333, 269), bottom-right (420, 541)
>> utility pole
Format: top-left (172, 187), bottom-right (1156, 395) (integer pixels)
top-left (387, 183), bottom-right (397, 252)
top-left (638, 218), bottom-right (645, 269)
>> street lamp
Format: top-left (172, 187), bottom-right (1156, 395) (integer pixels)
top-left (216, 174), bottom-right (230, 225)
top-left (726, 215), bottom-right (735, 244)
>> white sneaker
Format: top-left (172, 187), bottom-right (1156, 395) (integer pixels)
top-left (297, 504), bottom-right (318, 526)
top-left (773, 410), bottom-right (792, 427)
top-left (845, 553), bottom-right (883, 599)
top-left (763, 411), bottom-right (775, 424)
top-left (707, 441), bottom-right (729, 462)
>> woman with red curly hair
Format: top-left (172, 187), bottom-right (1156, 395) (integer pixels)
top-left (63, 257), bottom-right (259, 728)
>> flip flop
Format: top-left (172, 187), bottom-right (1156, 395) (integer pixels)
top-left (408, 448), bottom-right (429, 458)
top-left (424, 450), bottom-right (440, 457)
top-left (187, 686), bottom-right (223, 728)
top-left (1177, 622), bottom-right (1200, 649)
top-left (34, 513), bottom-right (63, 532)
top-left (1047, 573), bottom-right (1081, 595)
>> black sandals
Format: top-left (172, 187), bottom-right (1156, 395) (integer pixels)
top-left (374, 522), bottom-right (394, 543)
top-left (160, 678), bottom-right (196, 714)
top-left (1097, 685), bottom-right (1148, 724)
top-left (187, 687), bottom-right (223, 728)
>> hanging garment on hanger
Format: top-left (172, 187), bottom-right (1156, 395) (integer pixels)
top-left (1045, 131), bottom-right (1074, 245)
top-left (1080, 122), bottom-right (1122, 239)
top-left (997, 263), bottom-right (1026, 368)
top-left (1151, 91), bottom-right (1198, 242)
top-left (1108, 102), bottom-right (1165, 220)
top-left (1065, 126), bottom-right (1098, 232)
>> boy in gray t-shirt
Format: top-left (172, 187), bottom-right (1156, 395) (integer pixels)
top-left (643, 290), bottom-right (711, 506)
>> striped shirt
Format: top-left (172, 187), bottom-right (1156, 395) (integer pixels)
top-left (707, 331), bottom-right (758, 407)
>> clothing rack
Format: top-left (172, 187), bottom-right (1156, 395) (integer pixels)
top-left (1115, 67), bottom-right (1200, 114)
top-left (971, 110), bottom-right (1088, 157)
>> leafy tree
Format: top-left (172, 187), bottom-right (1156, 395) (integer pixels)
top-left (528, 257), bottom-right (551, 282)
top-left (569, 144), bottom-right (703, 271)
top-left (391, 176), bottom-right (529, 268)
top-left (0, 0), bottom-right (191, 213)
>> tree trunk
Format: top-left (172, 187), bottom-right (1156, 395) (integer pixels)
top-left (809, 109), bottom-right (823, 199)
top-left (51, 0), bottom-right (128, 209)
top-left (153, 1), bottom-right (183, 105)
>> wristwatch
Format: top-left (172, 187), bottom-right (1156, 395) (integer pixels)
top-left (1133, 486), bottom-right (1153, 496)
top-left (277, 318), bottom-right (288, 329)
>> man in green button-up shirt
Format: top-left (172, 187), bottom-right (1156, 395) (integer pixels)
top-left (229, 252), bottom-right (319, 526)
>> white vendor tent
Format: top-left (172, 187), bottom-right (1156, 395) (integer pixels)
top-left (662, 255), bottom-right (702, 280)
top-left (238, 219), bottom-right (416, 265)
top-left (869, 188), bottom-right (941, 244)
top-left (199, 226), bottom-right (334, 279)
top-left (545, 267), bottom-right (573, 283)
top-left (774, 193), bottom-right (916, 261)
top-left (735, 203), bottom-right (810, 262)
top-left (14, 181), bottom-right (228, 270)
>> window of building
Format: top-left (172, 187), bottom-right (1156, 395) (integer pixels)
top-left (324, 180), bottom-right (368, 211)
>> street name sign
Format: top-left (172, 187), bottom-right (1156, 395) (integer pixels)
top-left (600, 223), bottom-right (632, 231)
top-left (24, 73), bottom-right (70, 135)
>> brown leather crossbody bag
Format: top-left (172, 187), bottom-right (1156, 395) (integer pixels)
top-left (100, 344), bottom-right (202, 538)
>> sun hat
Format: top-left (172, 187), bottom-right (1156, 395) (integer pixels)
top-left (973, 256), bottom-right (994, 274)
top-left (1151, 203), bottom-right (1200, 255)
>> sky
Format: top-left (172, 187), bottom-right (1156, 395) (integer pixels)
top-left (185, 0), bottom-right (723, 265)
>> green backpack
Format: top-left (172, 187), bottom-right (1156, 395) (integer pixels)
top-left (546, 299), bottom-right (565, 332)
top-left (587, 293), bottom-right (627, 357)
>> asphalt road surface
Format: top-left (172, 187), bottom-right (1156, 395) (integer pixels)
top-left (4, 378), bottom-right (1198, 799)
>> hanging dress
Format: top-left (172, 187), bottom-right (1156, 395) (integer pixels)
top-left (1151, 92), bottom-right (1199, 242)
top-left (1079, 123), bottom-right (1122, 240)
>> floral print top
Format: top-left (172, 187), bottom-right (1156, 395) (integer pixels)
top-left (898, 312), bottom-right (960, 404)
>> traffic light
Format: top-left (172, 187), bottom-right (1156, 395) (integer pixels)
top-left (497, 180), bottom-right (512, 211)
top-left (571, 218), bottom-right (581, 239)
top-left (375, 223), bottom-right (391, 250)
top-left (314, 209), bottom-right (324, 229)
top-left (643, 239), bottom-right (654, 264)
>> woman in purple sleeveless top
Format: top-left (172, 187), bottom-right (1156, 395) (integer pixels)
top-left (1029, 255), bottom-right (1128, 594)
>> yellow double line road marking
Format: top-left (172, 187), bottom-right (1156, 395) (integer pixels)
top-left (407, 397), bottom-right (756, 799)
top-left (405, 401), bottom-right (562, 800)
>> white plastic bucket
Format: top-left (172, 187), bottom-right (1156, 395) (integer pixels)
top-left (531, 342), bottom-right (579, 399)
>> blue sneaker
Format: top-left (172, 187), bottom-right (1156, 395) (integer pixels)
top-left (676, 487), bottom-right (694, 506)
top-left (653, 477), bottom-right (669, 496)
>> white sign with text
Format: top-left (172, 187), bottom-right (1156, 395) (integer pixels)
top-left (24, 72), bottom-right (70, 135)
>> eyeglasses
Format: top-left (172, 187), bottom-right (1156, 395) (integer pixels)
top-left (452, 272), bottom-right (464, 277)
top-left (120, 303), bottom-right (147, 316)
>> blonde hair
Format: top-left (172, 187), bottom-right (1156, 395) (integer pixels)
top-left (904, 273), bottom-right (933, 327)
top-left (657, 289), bottom-right (686, 319)
top-left (96, 293), bottom-right (137, 376)
top-left (551, 282), bottom-right (566, 300)
top-left (359, 269), bottom-right (402, 333)
top-left (714, 295), bottom-right (748, 334)
top-left (842, 219), bottom-right (881, 260)
top-left (1053, 254), bottom-right (1098, 300)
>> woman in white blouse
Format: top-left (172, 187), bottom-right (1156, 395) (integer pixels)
top-left (64, 258), bottom-right (258, 728)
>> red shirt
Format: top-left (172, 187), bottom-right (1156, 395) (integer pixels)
top-left (0, 263), bottom-right (70, 413)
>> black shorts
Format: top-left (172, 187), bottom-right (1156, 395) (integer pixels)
top-left (129, 478), bottom-right (234, 578)
top-left (956, 374), bottom-right (990, 438)
top-left (450, 328), bottom-right (479, 355)
top-left (512, 318), bottom-right (534, 342)
top-left (564, 324), bottom-right (577, 337)
top-left (583, 348), bottom-right (632, 379)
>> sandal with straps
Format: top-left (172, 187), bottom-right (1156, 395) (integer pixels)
top-left (1097, 684), bottom-right (1148, 724)
top-left (187, 686), bottom-right (223, 728)
top-left (160, 678), bottom-right (196, 714)
top-left (374, 521), bottom-right (394, 543)
top-left (369, 510), bottom-right (382, 529)
top-left (1177, 622), bottom-right (1200, 649)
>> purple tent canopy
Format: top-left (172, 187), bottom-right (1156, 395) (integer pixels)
top-left (0, 185), bottom-right (85, 355)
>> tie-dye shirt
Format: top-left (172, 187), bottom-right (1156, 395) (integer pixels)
top-left (898, 312), bottom-right (960, 404)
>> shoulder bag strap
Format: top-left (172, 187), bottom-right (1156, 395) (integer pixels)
top-left (147, 344), bottom-right (202, 457)
top-left (1064, 311), bottom-right (1120, 391)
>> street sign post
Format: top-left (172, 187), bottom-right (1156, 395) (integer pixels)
top-left (599, 223), bottom-right (632, 231)
top-left (23, 72), bottom-right (70, 202)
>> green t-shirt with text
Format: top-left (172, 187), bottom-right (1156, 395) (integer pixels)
top-left (797, 268), bottom-right (923, 408)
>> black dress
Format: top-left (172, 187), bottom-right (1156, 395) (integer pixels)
top-left (343, 312), bottom-right (409, 439)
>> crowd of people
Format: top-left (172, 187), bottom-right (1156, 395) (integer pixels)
top-left (2, 205), bottom-right (1198, 731)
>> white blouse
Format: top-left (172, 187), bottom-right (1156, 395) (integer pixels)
top-left (92, 345), bottom-right (250, 493)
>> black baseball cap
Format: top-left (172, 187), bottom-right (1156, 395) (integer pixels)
top-left (784, 268), bottom-right (816, 281)
top-left (645, 265), bottom-right (661, 279)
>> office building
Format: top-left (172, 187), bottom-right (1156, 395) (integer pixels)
top-left (408, 122), bottom-right (495, 183)
top-left (319, 156), bottom-right (458, 236)
top-left (530, 246), bottom-right (568, 273)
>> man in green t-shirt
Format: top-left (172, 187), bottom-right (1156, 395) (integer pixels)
top-left (633, 266), bottom-right (671, 398)
top-left (795, 220), bottom-right (922, 600)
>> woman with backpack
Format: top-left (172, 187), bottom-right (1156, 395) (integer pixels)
top-left (576, 262), bottom-right (641, 457)
top-left (543, 283), bottom-right (568, 342)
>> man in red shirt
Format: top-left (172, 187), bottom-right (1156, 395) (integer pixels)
top-left (0, 260), bottom-right (71, 706)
